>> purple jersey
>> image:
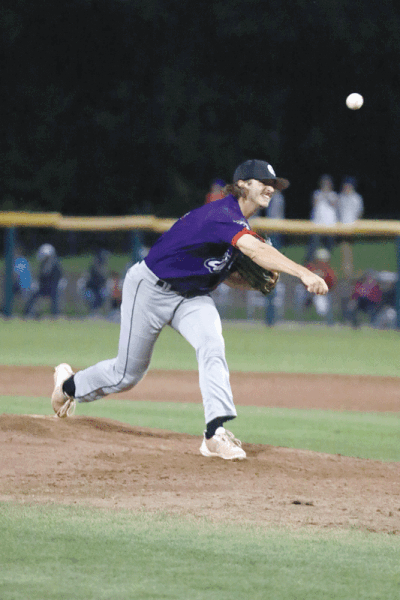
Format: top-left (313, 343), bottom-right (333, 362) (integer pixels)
top-left (145, 195), bottom-right (259, 296)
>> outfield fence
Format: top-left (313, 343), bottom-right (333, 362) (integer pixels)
top-left (1, 211), bottom-right (400, 329)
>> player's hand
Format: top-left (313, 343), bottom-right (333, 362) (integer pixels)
top-left (301, 272), bottom-right (329, 295)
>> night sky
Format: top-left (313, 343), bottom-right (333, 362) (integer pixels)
top-left (2, 0), bottom-right (400, 219)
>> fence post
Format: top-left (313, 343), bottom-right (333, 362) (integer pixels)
top-left (396, 237), bottom-right (400, 330)
top-left (4, 227), bottom-right (15, 317)
top-left (131, 230), bottom-right (144, 264)
top-left (264, 291), bottom-right (275, 326)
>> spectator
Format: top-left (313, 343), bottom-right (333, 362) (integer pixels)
top-left (107, 270), bottom-right (123, 310)
top-left (305, 174), bottom-right (338, 262)
top-left (343, 270), bottom-right (383, 328)
top-left (337, 176), bottom-right (364, 224)
top-left (295, 248), bottom-right (337, 324)
top-left (81, 249), bottom-right (110, 311)
top-left (205, 178), bottom-right (226, 204)
top-left (337, 176), bottom-right (364, 278)
top-left (13, 247), bottom-right (32, 298)
top-left (265, 189), bottom-right (285, 250)
top-left (106, 270), bottom-right (123, 321)
top-left (23, 244), bottom-right (62, 318)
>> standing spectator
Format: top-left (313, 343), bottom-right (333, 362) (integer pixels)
top-left (266, 189), bottom-right (285, 250)
top-left (23, 244), bottom-right (62, 318)
top-left (205, 178), bottom-right (226, 204)
top-left (337, 176), bottom-right (364, 278)
top-left (337, 176), bottom-right (364, 224)
top-left (305, 174), bottom-right (338, 262)
top-left (13, 247), bottom-right (32, 298)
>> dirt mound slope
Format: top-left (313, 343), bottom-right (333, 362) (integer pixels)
top-left (1, 413), bottom-right (399, 534)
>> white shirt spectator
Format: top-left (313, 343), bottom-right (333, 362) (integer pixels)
top-left (338, 183), bottom-right (364, 224)
top-left (311, 190), bottom-right (338, 226)
top-left (267, 190), bottom-right (285, 219)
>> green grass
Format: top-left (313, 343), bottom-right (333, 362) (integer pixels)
top-left (1, 318), bottom-right (400, 375)
top-left (1, 502), bottom-right (399, 600)
top-left (2, 396), bottom-right (399, 461)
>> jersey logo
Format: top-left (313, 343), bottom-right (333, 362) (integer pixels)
top-left (204, 249), bottom-right (234, 273)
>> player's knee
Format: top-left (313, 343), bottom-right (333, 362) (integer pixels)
top-left (196, 339), bottom-right (226, 361)
top-left (115, 366), bottom-right (148, 392)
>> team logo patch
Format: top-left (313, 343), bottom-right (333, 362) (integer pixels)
top-left (204, 249), bottom-right (234, 273)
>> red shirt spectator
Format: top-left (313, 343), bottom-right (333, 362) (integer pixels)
top-left (351, 273), bottom-right (383, 304)
top-left (205, 178), bottom-right (226, 204)
top-left (306, 260), bottom-right (337, 290)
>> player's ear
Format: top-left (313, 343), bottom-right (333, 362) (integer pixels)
top-left (236, 179), bottom-right (247, 189)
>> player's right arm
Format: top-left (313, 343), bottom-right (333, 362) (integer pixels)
top-left (235, 233), bottom-right (328, 295)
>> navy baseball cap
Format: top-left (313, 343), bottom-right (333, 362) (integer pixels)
top-left (233, 159), bottom-right (290, 190)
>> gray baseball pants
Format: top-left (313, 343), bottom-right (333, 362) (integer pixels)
top-left (73, 261), bottom-right (237, 424)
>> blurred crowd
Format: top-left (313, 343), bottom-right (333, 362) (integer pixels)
top-left (1, 175), bottom-right (397, 328)
top-left (9, 244), bottom-right (125, 321)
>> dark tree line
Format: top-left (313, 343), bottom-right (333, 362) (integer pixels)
top-left (2, 0), bottom-right (400, 218)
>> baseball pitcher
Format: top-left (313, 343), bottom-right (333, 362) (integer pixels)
top-left (51, 159), bottom-right (328, 460)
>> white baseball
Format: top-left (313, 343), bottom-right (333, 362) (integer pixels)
top-left (346, 93), bottom-right (364, 110)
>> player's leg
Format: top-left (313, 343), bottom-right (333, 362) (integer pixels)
top-left (73, 266), bottom-right (168, 401)
top-left (170, 296), bottom-right (245, 460)
top-left (52, 262), bottom-right (179, 414)
top-left (171, 295), bottom-right (236, 423)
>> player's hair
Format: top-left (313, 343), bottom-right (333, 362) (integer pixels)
top-left (222, 183), bottom-right (247, 200)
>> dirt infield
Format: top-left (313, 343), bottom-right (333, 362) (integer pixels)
top-left (1, 366), bottom-right (399, 533)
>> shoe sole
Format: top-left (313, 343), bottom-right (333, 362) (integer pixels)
top-left (200, 444), bottom-right (246, 460)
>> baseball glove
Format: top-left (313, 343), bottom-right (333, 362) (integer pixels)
top-left (235, 251), bottom-right (279, 296)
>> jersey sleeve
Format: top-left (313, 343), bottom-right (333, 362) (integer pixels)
top-left (231, 228), bottom-right (264, 247)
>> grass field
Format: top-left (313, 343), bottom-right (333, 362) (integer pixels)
top-left (1, 319), bottom-right (399, 599)
top-left (1, 318), bottom-right (399, 375)
top-left (2, 503), bottom-right (399, 600)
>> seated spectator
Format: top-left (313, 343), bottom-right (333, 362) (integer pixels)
top-left (81, 249), bottom-right (110, 311)
top-left (106, 270), bottom-right (123, 314)
top-left (23, 244), bottom-right (62, 318)
top-left (295, 248), bottom-right (337, 323)
top-left (343, 270), bottom-right (383, 328)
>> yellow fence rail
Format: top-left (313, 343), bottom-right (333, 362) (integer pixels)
top-left (2, 211), bottom-right (400, 236)
top-left (1, 211), bottom-right (400, 326)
